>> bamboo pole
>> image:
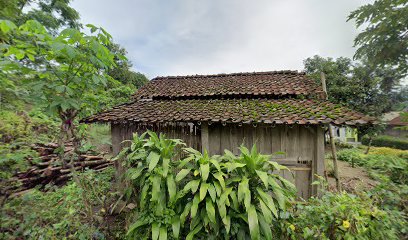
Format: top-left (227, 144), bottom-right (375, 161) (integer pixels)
top-left (321, 72), bottom-right (341, 191)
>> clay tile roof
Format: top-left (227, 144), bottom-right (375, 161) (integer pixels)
top-left (388, 115), bottom-right (408, 126)
top-left (133, 70), bottom-right (325, 100)
top-left (82, 99), bottom-right (376, 126)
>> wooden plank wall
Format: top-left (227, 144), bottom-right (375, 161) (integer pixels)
top-left (112, 122), bottom-right (324, 199)
top-left (111, 122), bottom-right (201, 156)
top-left (208, 123), bottom-right (320, 199)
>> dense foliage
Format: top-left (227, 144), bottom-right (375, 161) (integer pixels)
top-left (1, 167), bottom-right (116, 239)
top-left (362, 135), bottom-right (408, 150)
top-left (118, 132), bottom-right (296, 240)
top-left (348, 0), bottom-right (408, 76)
top-left (0, 0), bottom-right (81, 32)
top-left (287, 191), bottom-right (404, 239)
top-left (303, 55), bottom-right (402, 117)
top-left (337, 147), bottom-right (408, 184)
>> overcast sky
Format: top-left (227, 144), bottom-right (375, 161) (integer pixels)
top-left (71, 0), bottom-right (371, 79)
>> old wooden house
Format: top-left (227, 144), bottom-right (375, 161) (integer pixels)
top-left (84, 71), bottom-right (374, 198)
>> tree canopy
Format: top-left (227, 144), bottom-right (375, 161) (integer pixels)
top-left (0, 0), bottom-right (81, 32)
top-left (348, 0), bottom-right (408, 76)
top-left (303, 55), bottom-right (401, 117)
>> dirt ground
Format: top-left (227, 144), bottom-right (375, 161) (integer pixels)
top-left (327, 160), bottom-right (378, 193)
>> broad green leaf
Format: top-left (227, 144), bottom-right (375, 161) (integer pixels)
top-left (148, 151), bottom-right (161, 171)
top-left (159, 226), bottom-right (167, 240)
top-left (191, 194), bottom-right (200, 218)
top-left (210, 158), bottom-right (221, 171)
top-left (212, 172), bottom-right (225, 189)
top-left (229, 190), bottom-right (239, 210)
top-left (151, 176), bottom-right (161, 202)
top-left (126, 218), bottom-right (148, 235)
top-left (207, 183), bottom-right (216, 202)
top-left (213, 181), bottom-right (222, 196)
top-left (15, 51), bottom-right (25, 60)
top-left (152, 222), bottom-right (160, 240)
top-left (223, 215), bottom-right (231, 234)
top-left (226, 162), bottom-right (246, 172)
top-left (167, 175), bottom-right (176, 202)
top-left (128, 165), bottom-right (144, 180)
top-left (258, 214), bottom-right (273, 240)
top-left (172, 216), bottom-right (180, 239)
top-left (176, 169), bottom-right (190, 182)
top-left (267, 161), bottom-right (288, 170)
top-left (180, 202), bottom-right (192, 224)
top-left (238, 177), bottom-right (249, 202)
top-left (217, 200), bottom-right (226, 219)
top-left (140, 184), bottom-right (150, 209)
top-left (200, 163), bottom-right (209, 181)
top-left (185, 225), bottom-right (202, 240)
top-left (199, 182), bottom-right (208, 201)
top-left (181, 179), bottom-right (200, 194)
top-left (259, 198), bottom-right (273, 223)
top-left (162, 158), bottom-right (170, 177)
top-left (0, 20), bottom-right (17, 33)
top-left (248, 205), bottom-right (260, 240)
top-left (206, 198), bottom-right (216, 223)
top-left (256, 188), bottom-right (278, 218)
top-left (269, 177), bottom-right (286, 209)
top-left (255, 170), bottom-right (269, 188)
top-left (219, 187), bottom-right (232, 205)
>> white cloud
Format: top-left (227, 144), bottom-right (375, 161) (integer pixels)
top-left (72, 0), bottom-right (371, 78)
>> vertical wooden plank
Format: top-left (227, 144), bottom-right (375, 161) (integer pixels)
top-left (258, 126), bottom-right (270, 154)
top-left (270, 126), bottom-right (281, 155)
top-left (299, 127), bottom-right (313, 162)
top-left (243, 125), bottom-right (253, 149)
top-left (295, 169), bottom-right (311, 199)
top-left (229, 125), bottom-right (240, 155)
top-left (314, 126), bottom-right (325, 196)
top-left (220, 124), bottom-right (231, 153)
top-left (208, 124), bottom-right (221, 155)
top-left (111, 124), bottom-right (121, 156)
top-left (286, 125), bottom-right (299, 159)
top-left (201, 122), bottom-right (209, 153)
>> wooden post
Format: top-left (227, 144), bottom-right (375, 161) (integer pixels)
top-left (201, 122), bottom-right (209, 153)
top-left (321, 72), bottom-right (341, 191)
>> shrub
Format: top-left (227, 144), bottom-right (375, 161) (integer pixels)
top-left (1, 167), bottom-right (115, 239)
top-left (364, 155), bottom-right (408, 184)
top-left (119, 131), bottom-right (296, 240)
top-left (286, 192), bottom-right (404, 239)
top-left (337, 148), bottom-right (408, 184)
top-left (369, 147), bottom-right (408, 159)
top-left (0, 111), bottom-right (29, 143)
top-left (336, 149), bottom-right (365, 167)
top-left (362, 135), bottom-right (408, 150)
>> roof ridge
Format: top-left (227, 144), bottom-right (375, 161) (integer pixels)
top-left (153, 70), bottom-right (305, 80)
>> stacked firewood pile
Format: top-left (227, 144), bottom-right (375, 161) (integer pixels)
top-left (9, 142), bottom-right (114, 193)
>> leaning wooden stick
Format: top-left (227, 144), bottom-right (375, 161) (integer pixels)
top-left (320, 72), bottom-right (341, 191)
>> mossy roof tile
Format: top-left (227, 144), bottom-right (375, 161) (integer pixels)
top-left (82, 99), bottom-right (375, 126)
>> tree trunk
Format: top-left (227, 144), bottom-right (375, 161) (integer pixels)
top-left (328, 125), bottom-right (341, 191)
top-left (365, 136), bottom-right (372, 154)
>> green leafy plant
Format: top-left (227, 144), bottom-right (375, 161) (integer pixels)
top-left (362, 135), bottom-right (408, 150)
top-left (120, 132), bottom-right (296, 240)
top-left (120, 131), bottom-right (185, 239)
top-left (218, 145), bottom-right (296, 240)
top-left (337, 148), bottom-right (408, 184)
top-left (286, 191), bottom-right (404, 240)
top-left (0, 19), bottom-right (117, 156)
top-left (1, 167), bottom-right (115, 240)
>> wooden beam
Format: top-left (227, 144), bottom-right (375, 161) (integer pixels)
top-left (201, 122), bottom-right (209, 153)
top-left (321, 72), bottom-right (341, 191)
